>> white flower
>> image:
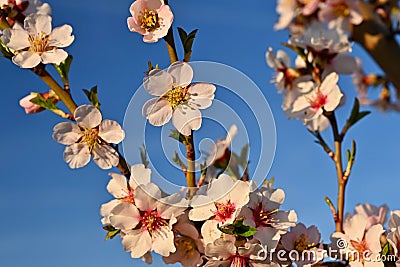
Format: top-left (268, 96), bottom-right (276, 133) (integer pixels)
top-left (1, 14), bottom-right (74, 68)
top-left (0, 0), bottom-right (50, 17)
top-left (162, 213), bottom-right (205, 267)
top-left (290, 21), bottom-right (351, 54)
top-left (52, 104), bottom-right (125, 169)
top-left (292, 72), bottom-right (343, 122)
top-left (331, 214), bottom-right (385, 267)
top-left (108, 183), bottom-right (188, 258)
top-left (239, 180), bottom-right (297, 249)
top-left (352, 203), bottom-right (389, 231)
top-left (204, 236), bottom-right (272, 267)
top-left (100, 164), bottom-right (151, 224)
top-left (274, 0), bottom-right (298, 30)
top-left (142, 62), bottom-right (216, 136)
top-left (189, 174), bottom-right (250, 244)
top-left (281, 223), bottom-right (323, 267)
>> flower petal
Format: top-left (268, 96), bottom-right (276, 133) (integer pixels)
top-left (25, 14), bottom-right (52, 35)
top-left (144, 69), bottom-right (173, 96)
top-left (74, 104), bottom-right (102, 129)
top-left (1, 28), bottom-right (30, 51)
top-left (99, 120), bottom-right (125, 144)
top-left (146, 0), bottom-right (163, 11)
top-left (122, 230), bottom-right (152, 258)
top-left (12, 51), bottom-right (41, 68)
top-left (41, 49), bottom-right (68, 65)
top-left (167, 62), bottom-right (193, 87)
top-left (204, 235), bottom-right (236, 259)
top-left (52, 122), bottom-right (81, 145)
top-left (152, 226), bottom-right (176, 256)
top-left (172, 105), bottom-right (202, 136)
top-left (188, 83), bottom-right (216, 109)
top-left (49, 24), bottom-right (74, 47)
top-left (109, 203), bottom-right (140, 230)
top-left (146, 99), bottom-right (173, 126)
top-left (64, 143), bottom-right (91, 169)
top-left (92, 145), bottom-right (119, 169)
top-left (134, 183), bottom-right (161, 211)
top-left (107, 173), bottom-right (129, 198)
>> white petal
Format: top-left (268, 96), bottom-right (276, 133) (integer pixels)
top-left (109, 203), bottom-right (140, 230)
top-left (49, 24), bottom-right (74, 47)
top-left (146, 99), bottom-right (173, 126)
top-left (208, 174), bottom-right (236, 200)
top-left (98, 120), bottom-right (125, 144)
top-left (152, 227), bottom-right (176, 256)
top-left (204, 234), bottom-right (235, 259)
top-left (130, 164), bottom-right (151, 188)
top-left (188, 83), bottom-right (216, 109)
top-left (52, 122), bottom-right (81, 145)
top-left (157, 193), bottom-right (189, 219)
top-left (100, 199), bottom-right (120, 224)
top-left (122, 230), bottom-right (152, 258)
top-left (64, 143), bottom-right (91, 169)
top-left (292, 94), bottom-right (311, 113)
top-left (25, 14), bottom-right (52, 35)
top-left (366, 224), bottom-right (384, 253)
top-left (345, 214), bottom-right (367, 241)
top-left (144, 69), bottom-right (173, 96)
top-left (134, 183), bottom-right (161, 211)
top-left (12, 51), bottom-right (41, 68)
top-left (74, 104), bottom-right (102, 129)
top-left (142, 97), bottom-right (158, 117)
top-left (41, 49), bottom-right (68, 65)
top-left (324, 85), bottom-right (343, 111)
top-left (167, 62), bottom-right (193, 87)
top-left (320, 72), bottom-right (339, 95)
top-left (92, 145), bottom-right (119, 169)
top-left (189, 195), bottom-right (215, 221)
top-left (107, 173), bottom-right (129, 198)
top-left (1, 28), bottom-right (30, 50)
top-left (172, 105), bottom-right (202, 136)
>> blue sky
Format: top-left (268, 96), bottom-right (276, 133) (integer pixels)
top-left (1, 0), bottom-right (399, 266)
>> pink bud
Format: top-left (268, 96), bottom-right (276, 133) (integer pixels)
top-left (19, 94), bottom-right (42, 114)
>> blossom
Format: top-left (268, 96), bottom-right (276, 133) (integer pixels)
top-left (352, 203), bottom-right (389, 231)
top-left (143, 62), bottom-right (216, 136)
top-left (19, 93), bottom-right (41, 114)
top-left (318, 0), bottom-right (363, 27)
top-left (100, 164), bottom-right (151, 225)
top-left (389, 210), bottom-right (400, 231)
top-left (108, 183), bottom-right (188, 258)
top-left (281, 223), bottom-right (323, 267)
top-left (52, 104), bottom-right (125, 169)
top-left (299, 0), bottom-right (321, 16)
top-left (1, 14), bottom-right (74, 68)
top-left (127, 0), bottom-right (173, 43)
top-left (204, 236), bottom-right (272, 267)
top-left (239, 180), bottom-right (297, 249)
top-left (274, 0), bottom-right (297, 30)
top-left (163, 213), bottom-right (205, 267)
top-left (292, 72), bottom-right (343, 122)
top-left (331, 214), bottom-right (385, 267)
top-left (189, 174), bottom-right (250, 245)
top-left (0, 0), bottom-right (51, 26)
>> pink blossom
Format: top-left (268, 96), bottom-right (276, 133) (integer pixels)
top-left (19, 93), bottom-right (41, 114)
top-left (318, 0), bottom-right (363, 27)
top-left (127, 0), bottom-right (173, 43)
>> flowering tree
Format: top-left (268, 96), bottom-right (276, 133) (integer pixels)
top-left (1, 0), bottom-right (399, 267)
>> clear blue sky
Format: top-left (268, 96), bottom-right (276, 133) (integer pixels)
top-left (1, 0), bottom-right (399, 266)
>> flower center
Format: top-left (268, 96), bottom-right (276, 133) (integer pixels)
top-left (166, 86), bottom-right (189, 109)
top-left (333, 3), bottom-right (350, 17)
top-left (81, 128), bottom-right (100, 152)
top-left (139, 9), bottom-right (160, 32)
top-left (121, 188), bottom-right (135, 204)
top-left (28, 32), bottom-right (51, 54)
top-left (252, 203), bottom-right (278, 228)
top-left (213, 200), bottom-right (236, 223)
top-left (139, 210), bottom-right (168, 235)
top-left (350, 239), bottom-right (370, 261)
top-left (175, 236), bottom-right (197, 257)
top-left (230, 256), bottom-right (247, 267)
top-left (294, 234), bottom-right (314, 252)
top-left (307, 90), bottom-right (328, 111)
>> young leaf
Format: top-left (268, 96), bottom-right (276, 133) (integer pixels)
top-left (169, 129), bottom-right (186, 144)
top-left (54, 55), bottom-right (73, 84)
top-left (103, 224), bottom-right (120, 240)
top-left (139, 144), bottom-right (150, 168)
top-left (0, 40), bottom-right (14, 59)
top-left (30, 93), bottom-right (57, 111)
top-left (217, 219), bottom-right (257, 238)
top-left (83, 86), bottom-right (101, 108)
top-left (177, 27), bottom-right (198, 62)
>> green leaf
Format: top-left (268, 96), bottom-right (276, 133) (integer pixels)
top-left (382, 241), bottom-right (392, 256)
top-left (83, 86), bottom-right (101, 108)
top-left (217, 219), bottom-right (257, 238)
top-left (169, 129), bottom-right (186, 144)
top-left (139, 144), bottom-right (149, 168)
top-left (0, 40), bottom-right (14, 59)
top-left (177, 27), bottom-right (198, 62)
top-left (53, 55), bottom-right (73, 84)
top-left (341, 98), bottom-right (371, 137)
top-left (30, 93), bottom-right (57, 111)
top-left (103, 224), bottom-right (120, 240)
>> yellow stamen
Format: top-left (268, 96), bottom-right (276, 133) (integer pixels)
top-left (139, 9), bottom-right (160, 32)
top-left (28, 31), bottom-right (51, 54)
top-left (166, 86), bottom-right (189, 109)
